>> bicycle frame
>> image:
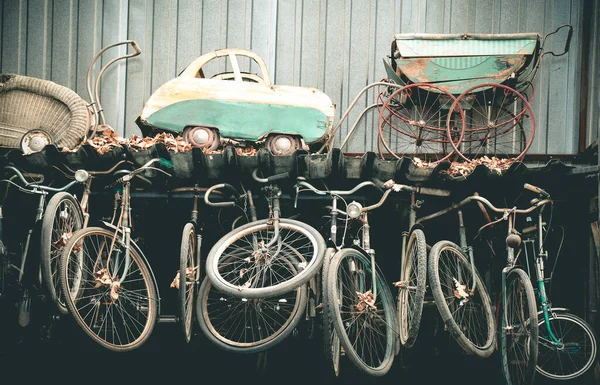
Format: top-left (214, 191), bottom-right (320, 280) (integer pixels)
top-left (521, 201), bottom-right (563, 347)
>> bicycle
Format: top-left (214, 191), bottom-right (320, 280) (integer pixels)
top-left (296, 178), bottom-right (402, 376)
top-left (58, 157), bottom-right (171, 352)
top-left (204, 169), bottom-right (326, 299)
top-left (520, 184), bottom-right (598, 381)
top-left (197, 182), bottom-right (306, 353)
top-left (0, 165), bottom-right (86, 332)
top-left (391, 182), bottom-right (451, 349)
top-left (42, 160), bottom-right (132, 314)
top-left (413, 192), bottom-right (497, 359)
top-left (421, 188), bottom-right (547, 384)
top-left (294, 178), bottom-right (385, 377)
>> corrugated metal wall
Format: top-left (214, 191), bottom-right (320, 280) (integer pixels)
top-left (0, 0), bottom-right (595, 155)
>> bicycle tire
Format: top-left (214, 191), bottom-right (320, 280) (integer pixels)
top-left (537, 312), bottom-right (597, 380)
top-left (501, 268), bottom-right (538, 385)
top-left (179, 222), bottom-right (199, 343)
top-left (428, 240), bottom-right (495, 357)
top-left (321, 248), bottom-right (341, 378)
top-left (206, 218), bottom-right (326, 299)
top-left (398, 229), bottom-right (427, 348)
top-left (196, 254), bottom-right (306, 353)
top-left (40, 191), bottom-right (83, 314)
top-left (326, 248), bottom-right (396, 377)
top-left (60, 227), bottom-right (158, 352)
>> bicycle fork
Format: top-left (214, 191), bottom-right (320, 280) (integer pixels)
top-left (457, 209), bottom-right (478, 295)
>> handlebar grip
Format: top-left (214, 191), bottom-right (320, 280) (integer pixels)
top-left (130, 41), bottom-right (142, 55)
top-left (267, 172), bottom-right (289, 183)
top-left (523, 183), bottom-right (542, 194)
top-left (204, 183), bottom-right (237, 207)
top-left (564, 25), bottom-right (573, 54)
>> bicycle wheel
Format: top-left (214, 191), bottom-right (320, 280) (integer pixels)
top-left (326, 248), bottom-right (396, 376)
top-left (321, 248), bottom-right (341, 378)
top-left (179, 222), bottom-right (200, 343)
top-left (537, 312), bottom-right (597, 380)
top-left (448, 83), bottom-right (535, 161)
top-left (206, 218), bottom-right (326, 299)
top-left (60, 227), bottom-right (158, 352)
top-left (196, 252), bottom-right (306, 353)
top-left (377, 83), bottom-right (465, 163)
top-left (501, 268), bottom-right (538, 385)
top-left (398, 229), bottom-right (427, 348)
top-left (40, 191), bottom-right (83, 314)
top-left (428, 240), bottom-right (495, 357)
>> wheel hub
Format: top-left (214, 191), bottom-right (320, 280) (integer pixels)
top-left (267, 135), bottom-right (298, 156)
top-left (21, 129), bottom-right (52, 154)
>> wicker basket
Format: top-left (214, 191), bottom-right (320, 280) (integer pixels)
top-left (0, 74), bottom-right (92, 150)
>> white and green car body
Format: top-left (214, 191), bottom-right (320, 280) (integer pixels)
top-left (136, 48), bottom-right (336, 146)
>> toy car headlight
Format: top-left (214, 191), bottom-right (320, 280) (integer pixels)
top-left (75, 169), bottom-right (90, 182)
top-left (346, 201), bottom-right (363, 219)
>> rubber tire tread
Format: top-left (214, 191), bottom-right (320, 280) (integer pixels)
top-left (398, 229), bottom-right (427, 348)
top-left (179, 222), bottom-right (196, 343)
top-left (536, 312), bottom-right (598, 380)
top-left (40, 191), bottom-right (83, 314)
top-left (60, 227), bottom-right (158, 352)
top-left (501, 268), bottom-right (538, 385)
top-left (195, 275), bottom-right (307, 354)
top-left (205, 218), bottom-right (326, 299)
top-left (428, 240), bottom-right (495, 358)
top-left (326, 248), bottom-right (396, 377)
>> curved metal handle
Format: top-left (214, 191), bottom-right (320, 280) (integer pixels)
top-left (541, 24), bottom-right (573, 58)
top-left (524, 183), bottom-right (550, 198)
top-left (252, 169), bottom-right (289, 184)
top-left (204, 183), bottom-right (240, 207)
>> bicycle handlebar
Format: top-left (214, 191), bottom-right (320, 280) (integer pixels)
top-left (204, 183), bottom-right (242, 207)
top-left (56, 159), bottom-right (133, 177)
top-left (416, 193), bottom-right (551, 225)
top-left (252, 169), bottom-right (289, 184)
top-left (2, 166), bottom-right (80, 194)
top-left (296, 179), bottom-right (379, 196)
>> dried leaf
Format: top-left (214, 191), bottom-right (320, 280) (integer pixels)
top-left (452, 277), bottom-right (469, 299)
top-left (412, 156), bottom-right (515, 178)
top-left (170, 271), bottom-right (180, 289)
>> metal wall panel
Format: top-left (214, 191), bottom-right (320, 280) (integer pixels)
top-left (0, 0), bottom-right (594, 155)
top-left (587, 0), bottom-right (599, 149)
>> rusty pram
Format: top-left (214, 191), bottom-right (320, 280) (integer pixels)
top-left (324, 25), bottom-right (572, 164)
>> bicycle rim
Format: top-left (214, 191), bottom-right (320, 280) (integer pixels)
top-left (41, 192), bottom-right (83, 314)
top-left (501, 268), bottom-right (538, 385)
top-left (398, 229), bottom-right (427, 348)
top-left (536, 312), bottom-right (597, 380)
top-left (179, 223), bottom-right (196, 343)
top-left (428, 241), bottom-right (495, 357)
top-left (60, 227), bottom-right (158, 352)
top-left (197, 251), bottom-right (306, 353)
top-left (327, 248), bottom-right (396, 376)
top-left (206, 218), bottom-right (325, 299)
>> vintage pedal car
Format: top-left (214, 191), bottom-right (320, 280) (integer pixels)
top-left (136, 48), bottom-right (336, 155)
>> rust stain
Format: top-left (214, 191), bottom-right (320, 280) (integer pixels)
top-left (401, 58), bottom-right (433, 82)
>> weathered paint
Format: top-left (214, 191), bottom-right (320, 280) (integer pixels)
top-left (392, 35), bottom-right (537, 94)
top-left (393, 34), bottom-right (539, 57)
top-left (138, 48), bottom-right (336, 144)
top-left (143, 99), bottom-right (330, 143)
top-left (395, 55), bottom-right (527, 94)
